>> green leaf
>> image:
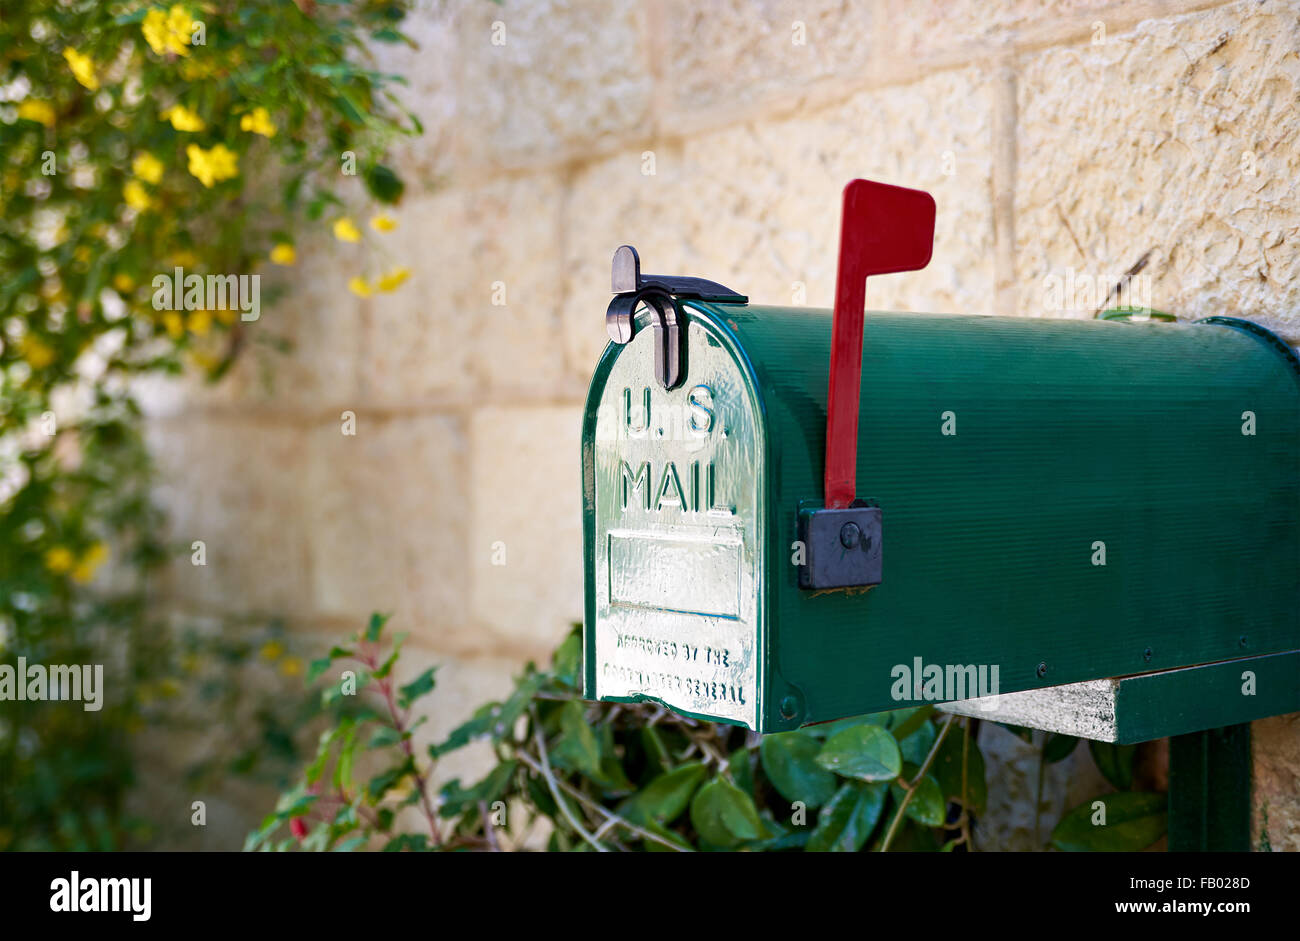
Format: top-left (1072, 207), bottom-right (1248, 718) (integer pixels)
top-left (368, 725), bottom-right (404, 749)
top-left (640, 726), bottom-right (671, 777)
top-left (889, 704), bottom-right (936, 743)
top-left (365, 757), bottom-right (415, 802)
top-left (805, 712), bottom-right (891, 740)
top-left (490, 672), bottom-right (544, 738)
top-left (1044, 733), bottom-right (1080, 764)
top-left (552, 630), bottom-right (582, 688)
top-left (890, 774), bottom-right (945, 827)
top-left (896, 714), bottom-right (937, 766)
top-left (728, 747), bottom-right (756, 798)
top-left (334, 722), bottom-right (358, 791)
top-left (372, 636), bottom-right (405, 679)
top-left (1089, 741), bottom-right (1137, 790)
top-left (617, 762), bottom-right (706, 826)
top-left (306, 656), bottom-right (333, 684)
top-left (305, 721), bottom-right (347, 786)
top-left (438, 761), bottom-right (519, 818)
top-left (640, 820), bottom-right (693, 853)
top-left (690, 778), bottom-right (764, 848)
top-left (430, 701), bottom-right (495, 758)
top-left (1050, 792), bottom-right (1168, 852)
top-left (760, 732), bottom-right (838, 808)
top-left (815, 724), bottom-right (902, 782)
top-left (591, 723), bottom-right (635, 794)
top-left (365, 612), bottom-right (391, 643)
top-left (397, 666), bottom-right (437, 709)
top-left (931, 726), bottom-right (988, 816)
top-left (363, 163), bottom-right (405, 204)
top-left (307, 645), bottom-right (355, 683)
top-left (806, 781), bottom-right (887, 852)
top-left (382, 834), bottom-right (430, 852)
top-left (549, 701), bottom-right (601, 777)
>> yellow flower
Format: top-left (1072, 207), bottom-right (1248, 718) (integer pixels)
top-left (215, 308), bottom-right (237, 326)
top-left (17, 100), bottom-right (56, 127)
top-left (186, 309), bottom-right (212, 336)
top-left (162, 311), bottom-right (184, 338)
top-left (162, 104), bottom-right (205, 132)
top-left (21, 335), bottom-right (55, 369)
top-left (62, 48), bottom-right (99, 91)
top-left (185, 143), bottom-right (238, 188)
top-left (333, 217), bottom-right (361, 243)
top-left (239, 106), bottom-right (276, 138)
top-left (45, 546), bottom-right (75, 575)
top-left (113, 273), bottom-right (136, 293)
top-left (269, 243), bottom-right (296, 266)
top-left (369, 213), bottom-right (398, 233)
top-left (170, 249), bottom-right (198, 268)
top-left (279, 657), bottom-right (304, 678)
top-left (132, 152), bottom-right (165, 184)
top-left (158, 677), bottom-right (182, 698)
top-left (123, 180), bottom-right (155, 212)
top-left (143, 5), bottom-right (195, 57)
top-left (259, 640), bottom-right (284, 662)
top-left (72, 543), bottom-right (109, 584)
top-left (347, 276), bottom-right (372, 298)
top-left (375, 266), bottom-right (411, 292)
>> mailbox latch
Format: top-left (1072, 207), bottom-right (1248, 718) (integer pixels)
top-left (604, 245), bottom-right (747, 390)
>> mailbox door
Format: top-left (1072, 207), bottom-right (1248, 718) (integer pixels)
top-left (582, 308), bottom-right (766, 729)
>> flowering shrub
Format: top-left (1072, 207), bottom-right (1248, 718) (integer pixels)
top-left (0, 1), bottom-right (417, 849)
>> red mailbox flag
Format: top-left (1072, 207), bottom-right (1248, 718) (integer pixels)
top-left (824, 179), bottom-right (936, 509)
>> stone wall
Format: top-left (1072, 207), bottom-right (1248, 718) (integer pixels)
top-left (143, 0), bottom-right (1300, 850)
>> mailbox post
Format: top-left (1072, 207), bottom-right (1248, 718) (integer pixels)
top-left (581, 180), bottom-right (1300, 785)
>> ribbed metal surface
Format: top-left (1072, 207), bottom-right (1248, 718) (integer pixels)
top-left (711, 304), bottom-right (1300, 731)
top-left (584, 302), bottom-right (1300, 732)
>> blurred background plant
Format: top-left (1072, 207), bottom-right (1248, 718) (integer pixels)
top-left (0, 0), bottom-right (417, 850)
top-left (253, 618), bottom-right (1169, 853)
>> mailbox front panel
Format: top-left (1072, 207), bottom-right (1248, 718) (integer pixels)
top-left (583, 311), bottom-right (765, 729)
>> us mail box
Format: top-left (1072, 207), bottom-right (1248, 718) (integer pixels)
top-left (581, 180), bottom-right (1300, 736)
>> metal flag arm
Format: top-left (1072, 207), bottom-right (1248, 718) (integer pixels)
top-left (824, 179), bottom-right (936, 509)
top-left (799, 179), bottom-right (935, 591)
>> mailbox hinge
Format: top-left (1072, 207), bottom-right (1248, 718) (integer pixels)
top-left (604, 245), bottom-right (747, 390)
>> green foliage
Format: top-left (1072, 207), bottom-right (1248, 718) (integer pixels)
top-left (0, 0), bottom-right (414, 849)
top-left (1048, 740), bottom-right (1165, 851)
top-left (256, 621), bottom-right (1010, 853)
top-left (1051, 792), bottom-right (1167, 852)
top-left (260, 621), bottom-right (1173, 853)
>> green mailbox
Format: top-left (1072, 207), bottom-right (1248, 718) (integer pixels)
top-left (581, 180), bottom-right (1300, 739)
